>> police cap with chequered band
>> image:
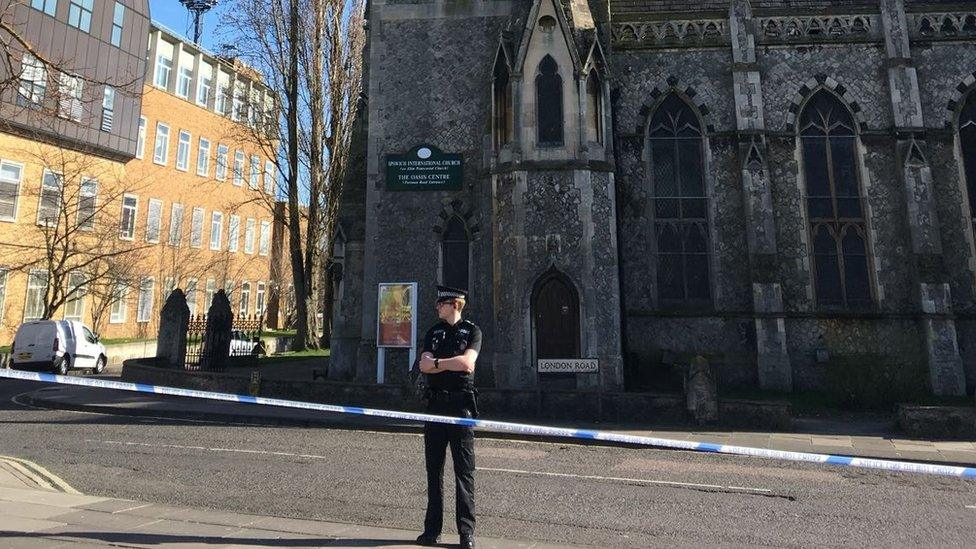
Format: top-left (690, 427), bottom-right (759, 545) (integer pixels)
top-left (436, 285), bottom-right (468, 303)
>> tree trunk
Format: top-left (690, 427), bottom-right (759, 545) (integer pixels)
top-left (286, 0), bottom-right (309, 352)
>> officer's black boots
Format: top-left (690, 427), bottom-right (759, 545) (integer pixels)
top-left (459, 534), bottom-right (475, 548)
top-left (415, 532), bottom-right (440, 546)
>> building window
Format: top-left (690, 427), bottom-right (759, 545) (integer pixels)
top-left (57, 73), bottom-right (84, 121)
top-left (169, 203), bottom-right (184, 245)
top-left (109, 282), bottom-right (127, 324)
top-left (64, 272), bottom-right (86, 321)
top-left (155, 54), bottom-right (172, 89)
top-left (256, 282), bottom-right (266, 316)
top-left (215, 82), bottom-right (229, 115)
top-left (197, 68), bottom-right (212, 106)
top-left (441, 216), bottom-right (469, 291)
top-left (210, 211), bottom-right (223, 250)
top-left (228, 215), bottom-right (240, 252)
top-left (0, 160), bottom-right (23, 222)
top-left (119, 194), bottom-right (138, 240)
top-left (186, 278), bottom-right (199, 315)
top-left (197, 138), bottom-right (211, 176)
top-left (111, 2), bottom-right (125, 47)
top-left (190, 207), bottom-right (204, 248)
top-left (67, 0), bottom-right (94, 32)
top-left (18, 53), bottom-right (47, 108)
top-left (648, 93), bottom-right (712, 308)
top-left (264, 161), bottom-right (275, 195)
top-left (244, 218), bottom-right (255, 254)
top-left (249, 155), bottom-right (260, 190)
top-left (77, 178), bottom-right (96, 231)
top-left (177, 65), bottom-right (192, 99)
top-left (800, 90), bottom-right (872, 309)
top-left (176, 130), bottom-right (191, 171)
top-left (30, 0), bottom-right (57, 17)
top-left (493, 60), bottom-right (512, 149)
top-left (205, 278), bottom-right (216, 310)
top-left (215, 144), bottom-right (228, 181)
top-left (233, 150), bottom-right (245, 186)
top-left (960, 91), bottom-right (976, 233)
top-left (259, 220), bottom-right (270, 256)
top-left (146, 198), bottom-right (162, 243)
top-left (233, 83), bottom-right (247, 122)
top-left (25, 270), bottom-right (49, 321)
top-left (101, 87), bottom-right (115, 132)
top-left (586, 72), bottom-right (603, 144)
top-left (536, 55), bottom-right (563, 146)
top-left (153, 123), bottom-right (170, 165)
top-left (136, 277), bottom-right (155, 323)
top-left (0, 269), bottom-right (7, 318)
top-left (239, 282), bottom-right (251, 315)
top-left (136, 117), bottom-right (146, 159)
top-left (37, 171), bottom-right (62, 227)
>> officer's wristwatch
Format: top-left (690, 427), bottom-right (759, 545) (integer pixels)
top-left (434, 358), bottom-right (440, 369)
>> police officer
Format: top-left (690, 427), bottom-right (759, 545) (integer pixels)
top-left (415, 285), bottom-right (481, 549)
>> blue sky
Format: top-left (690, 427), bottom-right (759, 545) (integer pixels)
top-left (149, 0), bottom-right (224, 51)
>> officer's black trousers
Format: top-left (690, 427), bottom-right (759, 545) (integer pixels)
top-left (423, 418), bottom-right (475, 537)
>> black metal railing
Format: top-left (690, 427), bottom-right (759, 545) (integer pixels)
top-left (184, 314), bottom-right (265, 371)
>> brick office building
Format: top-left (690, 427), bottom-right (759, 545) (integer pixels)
top-left (332, 0), bottom-right (976, 398)
top-left (0, 3), bottom-right (279, 344)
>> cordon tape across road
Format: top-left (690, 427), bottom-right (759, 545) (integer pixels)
top-left (2, 368), bottom-right (975, 481)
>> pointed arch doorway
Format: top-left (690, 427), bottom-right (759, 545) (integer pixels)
top-left (532, 269), bottom-right (580, 388)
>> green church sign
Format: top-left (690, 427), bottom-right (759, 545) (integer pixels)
top-left (385, 144), bottom-right (463, 191)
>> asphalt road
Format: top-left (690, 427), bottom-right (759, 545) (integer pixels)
top-left (2, 378), bottom-right (975, 547)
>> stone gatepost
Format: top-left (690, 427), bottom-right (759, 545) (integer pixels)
top-left (201, 290), bottom-right (233, 370)
top-left (685, 355), bottom-right (718, 424)
top-left (156, 289), bottom-right (190, 368)
top-left (730, 0), bottom-right (792, 390)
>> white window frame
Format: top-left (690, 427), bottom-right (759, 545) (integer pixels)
top-left (63, 272), bottom-right (86, 321)
top-left (30, 0), bottom-right (58, 17)
top-left (210, 211), bottom-right (223, 251)
top-left (228, 215), bottom-right (240, 252)
top-left (239, 281), bottom-right (251, 315)
top-left (244, 218), bottom-right (255, 254)
top-left (58, 73), bottom-right (83, 122)
top-left (146, 198), bottom-right (163, 243)
top-left (186, 277), bottom-right (199, 316)
top-left (233, 150), bottom-right (245, 186)
top-left (190, 207), bottom-right (204, 248)
top-left (18, 53), bottom-right (47, 107)
top-left (154, 54), bottom-right (172, 89)
top-left (0, 159), bottom-right (24, 223)
top-left (77, 177), bottom-right (97, 231)
top-left (169, 203), bottom-right (184, 245)
top-left (0, 269), bottom-right (8, 319)
top-left (249, 155), bottom-right (261, 190)
top-left (197, 138), bottom-right (211, 176)
top-left (176, 130), bottom-right (191, 171)
top-left (136, 116), bottom-right (146, 159)
top-left (205, 278), bottom-right (216, 309)
top-left (109, 282), bottom-right (128, 324)
top-left (256, 281), bottom-right (266, 316)
top-left (37, 170), bottom-right (62, 227)
top-left (67, 0), bottom-right (93, 33)
top-left (119, 194), bottom-right (138, 241)
top-left (101, 86), bottom-right (115, 132)
top-left (24, 270), bottom-right (49, 322)
top-left (176, 65), bottom-right (192, 99)
top-left (259, 220), bottom-right (270, 256)
top-left (215, 144), bottom-right (228, 181)
top-left (111, 2), bottom-right (125, 47)
top-left (136, 277), bottom-right (155, 323)
top-left (264, 161), bottom-right (275, 195)
top-left (153, 122), bottom-right (170, 165)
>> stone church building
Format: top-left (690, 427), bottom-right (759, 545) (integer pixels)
top-left (329, 0), bottom-right (976, 398)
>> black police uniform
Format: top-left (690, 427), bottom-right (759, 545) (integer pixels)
top-left (420, 316), bottom-right (482, 544)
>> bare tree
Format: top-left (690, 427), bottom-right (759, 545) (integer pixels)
top-left (221, 0), bottom-right (365, 350)
top-left (0, 141), bottom-right (152, 323)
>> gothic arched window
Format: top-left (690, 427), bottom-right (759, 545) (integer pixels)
top-left (586, 71), bottom-right (603, 144)
top-left (493, 59), bottom-right (513, 149)
top-left (441, 216), bottom-right (470, 291)
top-left (536, 55), bottom-right (563, 146)
top-left (799, 89), bottom-right (872, 309)
top-left (648, 93), bottom-right (711, 307)
top-left (960, 91), bottom-right (976, 231)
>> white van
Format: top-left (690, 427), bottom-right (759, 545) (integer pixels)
top-left (10, 320), bottom-right (107, 375)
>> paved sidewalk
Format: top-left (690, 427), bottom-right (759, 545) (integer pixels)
top-left (0, 458), bottom-right (573, 548)
top-left (18, 383), bottom-right (976, 467)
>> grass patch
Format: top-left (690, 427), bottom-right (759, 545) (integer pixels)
top-left (101, 337), bottom-right (155, 346)
top-left (258, 347), bottom-right (330, 365)
top-left (0, 345), bottom-right (9, 354)
top-left (264, 329), bottom-right (298, 337)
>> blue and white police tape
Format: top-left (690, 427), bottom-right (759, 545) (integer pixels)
top-left (2, 367), bottom-right (975, 480)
